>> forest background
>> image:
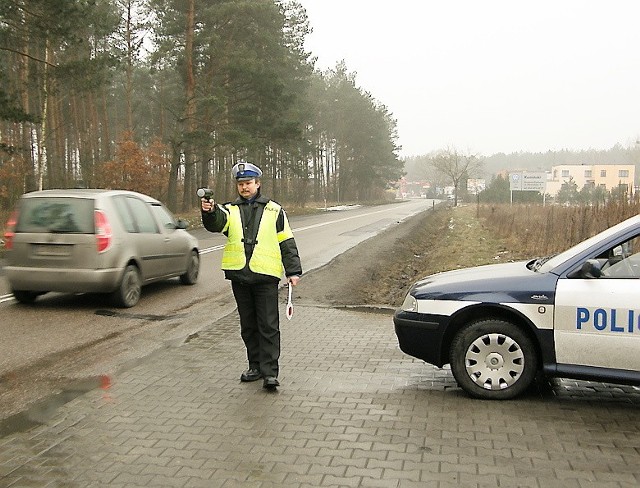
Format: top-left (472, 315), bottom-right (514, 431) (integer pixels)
top-left (2, 0), bottom-right (640, 219)
top-left (0, 0), bottom-right (405, 214)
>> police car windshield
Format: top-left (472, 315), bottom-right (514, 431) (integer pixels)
top-left (536, 216), bottom-right (640, 273)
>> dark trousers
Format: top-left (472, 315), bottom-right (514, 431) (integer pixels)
top-left (231, 281), bottom-right (280, 378)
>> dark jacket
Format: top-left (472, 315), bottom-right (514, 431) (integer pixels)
top-left (201, 192), bottom-right (302, 284)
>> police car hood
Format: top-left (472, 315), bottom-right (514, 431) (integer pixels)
top-left (410, 260), bottom-right (557, 304)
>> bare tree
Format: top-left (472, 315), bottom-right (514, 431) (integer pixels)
top-left (429, 147), bottom-right (483, 205)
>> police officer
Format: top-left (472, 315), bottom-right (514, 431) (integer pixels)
top-left (200, 162), bottom-right (302, 390)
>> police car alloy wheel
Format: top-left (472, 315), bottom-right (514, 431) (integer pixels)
top-left (450, 319), bottom-right (538, 400)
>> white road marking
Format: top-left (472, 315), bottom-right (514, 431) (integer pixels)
top-left (199, 206), bottom-right (413, 254)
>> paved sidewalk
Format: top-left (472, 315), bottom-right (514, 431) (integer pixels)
top-left (1, 304), bottom-right (640, 487)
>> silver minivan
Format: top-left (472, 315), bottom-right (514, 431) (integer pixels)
top-left (3, 189), bottom-right (200, 307)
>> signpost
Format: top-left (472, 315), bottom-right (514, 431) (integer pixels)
top-left (509, 172), bottom-right (547, 204)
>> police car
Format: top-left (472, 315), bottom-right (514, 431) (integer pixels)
top-left (393, 214), bottom-right (640, 400)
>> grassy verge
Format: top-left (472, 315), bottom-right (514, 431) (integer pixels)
top-left (356, 201), bottom-right (640, 307)
top-left (408, 201), bottom-right (640, 278)
top-left (478, 200), bottom-right (640, 256)
top-left (357, 204), bottom-right (532, 307)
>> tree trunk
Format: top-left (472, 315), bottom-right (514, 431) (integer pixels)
top-left (101, 86), bottom-right (111, 162)
top-left (181, 0), bottom-right (196, 211)
top-left (88, 91), bottom-right (100, 185)
top-left (18, 42), bottom-right (36, 192)
top-left (124, 0), bottom-right (134, 132)
top-left (71, 93), bottom-right (82, 184)
top-left (39, 38), bottom-right (53, 190)
top-left (167, 140), bottom-right (180, 212)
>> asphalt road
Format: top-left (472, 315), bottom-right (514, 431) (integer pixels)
top-left (0, 199), bottom-right (436, 381)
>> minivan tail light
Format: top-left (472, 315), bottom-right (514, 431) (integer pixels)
top-left (3, 210), bottom-right (18, 250)
top-left (94, 210), bottom-right (112, 253)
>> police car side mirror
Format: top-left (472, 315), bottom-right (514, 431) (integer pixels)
top-left (574, 259), bottom-right (602, 279)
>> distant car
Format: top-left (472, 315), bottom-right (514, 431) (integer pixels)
top-left (394, 214), bottom-right (640, 400)
top-left (3, 189), bottom-right (200, 307)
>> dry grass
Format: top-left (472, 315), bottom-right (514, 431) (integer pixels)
top-left (332, 204), bottom-right (531, 308)
top-left (478, 201), bottom-right (640, 256)
top-left (353, 200), bottom-right (640, 307)
top-left (421, 201), bottom-right (640, 276)
top-left (426, 206), bottom-right (526, 273)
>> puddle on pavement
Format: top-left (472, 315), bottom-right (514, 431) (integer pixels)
top-left (0, 375), bottom-right (111, 439)
top-left (0, 330), bottom-right (200, 440)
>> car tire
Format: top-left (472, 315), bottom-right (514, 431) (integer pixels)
top-left (12, 290), bottom-right (39, 304)
top-left (450, 319), bottom-right (538, 400)
top-left (179, 250), bottom-right (199, 285)
top-left (112, 264), bottom-right (142, 308)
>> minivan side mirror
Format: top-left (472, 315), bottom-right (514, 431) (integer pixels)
top-left (176, 219), bottom-right (189, 230)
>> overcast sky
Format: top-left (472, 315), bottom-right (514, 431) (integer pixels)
top-left (297, 0), bottom-right (640, 158)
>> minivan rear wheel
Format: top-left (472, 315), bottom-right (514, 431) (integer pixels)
top-left (112, 264), bottom-right (141, 308)
top-left (179, 250), bottom-right (199, 285)
top-left (13, 290), bottom-right (40, 304)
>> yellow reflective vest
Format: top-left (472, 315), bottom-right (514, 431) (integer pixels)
top-left (220, 201), bottom-right (294, 278)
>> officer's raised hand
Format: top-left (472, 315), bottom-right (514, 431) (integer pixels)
top-left (201, 198), bottom-right (215, 213)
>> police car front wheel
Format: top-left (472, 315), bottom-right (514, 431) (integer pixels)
top-left (450, 319), bottom-right (538, 400)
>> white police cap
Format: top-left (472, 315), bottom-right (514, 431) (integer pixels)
top-left (232, 162), bottom-right (262, 181)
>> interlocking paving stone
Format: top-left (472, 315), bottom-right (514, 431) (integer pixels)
top-left (1, 304), bottom-right (640, 487)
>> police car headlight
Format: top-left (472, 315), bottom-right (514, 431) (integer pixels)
top-left (401, 294), bottom-right (418, 312)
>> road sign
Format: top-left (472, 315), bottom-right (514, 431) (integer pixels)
top-left (510, 172), bottom-right (547, 192)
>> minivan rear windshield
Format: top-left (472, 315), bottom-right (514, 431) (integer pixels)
top-left (16, 198), bottom-right (94, 234)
